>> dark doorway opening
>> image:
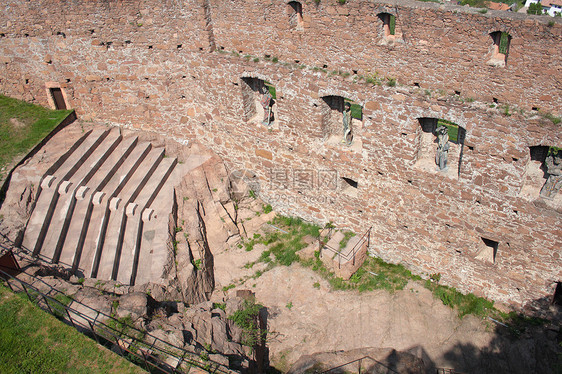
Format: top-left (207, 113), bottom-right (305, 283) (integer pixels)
top-left (50, 87), bottom-right (67, 109)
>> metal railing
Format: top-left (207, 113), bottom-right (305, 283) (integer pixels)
top-left (0, 249), bottom-right (234, 374)
top-left (319, 227), bottom-right (371, 269)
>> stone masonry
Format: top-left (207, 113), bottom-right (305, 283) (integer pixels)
top-left (0, 0), bottom-right (561, 311)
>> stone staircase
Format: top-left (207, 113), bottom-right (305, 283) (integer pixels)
top-left (22, 128), bottom-right (181, 285)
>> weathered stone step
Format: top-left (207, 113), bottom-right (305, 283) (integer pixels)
top-left (22, 129), bottom-right (110, 256)
top-left (41, 129), bottom-right (122, 264)
top-left (116, 156), bottom-right (178, 285)
top-left (59, 135), bottom-right (139, 270)
top-left (78, 142), bottom-right (152, 278)
top-left (94, 147), bottom-right (165, 281)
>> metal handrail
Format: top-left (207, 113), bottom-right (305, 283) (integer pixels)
top-left (319, 227), bottom-right (371, 267)
top-left (0, 254), bottom-right (234, 374)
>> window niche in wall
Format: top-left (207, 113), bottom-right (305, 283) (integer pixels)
top-left (288, 1), bottom-right (304, 31)
top-left (487, 31), bottom-right (511, 67)
top-left (414, 118), bottom-right (466, 179)
top-left (45, 82), bottom-right (69, 110)
top-left (341, 176), bottom-right (358, 197)
top-left (377, 12), bottom-right (401, 45)
top-left (240, 77), bottom-right (277, 127)
top-left (520, 146), bottom-right (562, 202)
top-left (475, 237), bottom-right (498, 264)
top-left (320, 95), bottom-right (362, 151)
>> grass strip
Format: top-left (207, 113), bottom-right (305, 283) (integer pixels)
top-left (0, 284), bottom-right (145, 374)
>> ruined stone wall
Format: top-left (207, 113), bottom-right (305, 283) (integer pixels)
top-left (209, 0), bottom-right (562, 114)
top-left (0, 0), bottom-right (561, 311)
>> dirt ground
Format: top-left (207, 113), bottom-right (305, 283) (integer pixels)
top-left (212, 213), bottom-right (561, 374)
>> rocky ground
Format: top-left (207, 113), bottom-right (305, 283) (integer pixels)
top-left (211, 201), bottom-right (561, 374)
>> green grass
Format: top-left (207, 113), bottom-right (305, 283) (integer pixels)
top-left (389, 15), bottom-right (396, 35)
top-left (438, 119), bottom-right (460, 143)
top-left (251, 214), bottom-right (548, 327)
top-left (424, 279), bottom-right (494, 318)
top-left (264, 81), bottom-right (276, 100)
top-left (0, 285), bottom-right (145, 374)
top-left (0, 95), bottom-right (73, 178)
top-left (339, 231), bottom-right (356, 250)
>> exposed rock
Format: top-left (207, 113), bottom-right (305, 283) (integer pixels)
top-left (288, 347), bottom-right (426, 374)
top-left (116, 292), bottom-right (153, 321)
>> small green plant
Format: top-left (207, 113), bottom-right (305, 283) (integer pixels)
top-left (253, 57), bottom-right (259, 62)
top-left (503, 104), bottom-right (511, 117)
top-left (479, 8), bottom-right (487, 13)
top-left (183, 196), bottom-right (189, 201)
top-left (285, 301), bottom-right (293, 310)
top-left (539, 111), bottom-right (561, 125)
top-left (222, 284), bottom-right (235, 292)
top-left (337, 0), bottom-right (346, 4)
top-left (77, 277), bottom-right (85, 285)
top-left (245, 240), bottom-right (255, 252)
top-left (175, 226), bottom-right (183, 233)
top-left (249, 190), bottom-right (257, 199)
top-left (548, 20), bottom-right (555, 27)
top-left (313, 282), bottom-right (320, 289)
top-left (339, 231), bottom-right (356, 249)
top-left (193, 258), bottom-right (202, 270)
top-left (314, 0), bottom-right (321, 4)
top-left (430, 273), bottom-right (441, 282)
top-left (263, 204), bottom-right (273, 214)
top-left (228, 299), bottom-right (264, 348)
top-left (212, 188), bottom-right (218, 192)
top-left (387, 77), bottom-right (396, 87)
top-left (272, 57), bottom-right (279, 63)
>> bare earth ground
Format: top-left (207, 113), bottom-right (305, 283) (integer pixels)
top-left (212, 217), bottom-right (560, 373)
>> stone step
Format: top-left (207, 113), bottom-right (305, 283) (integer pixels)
top-left (59, 135), bottom-right (139, 270)
top-left (22, 129), bottom-right (110, 256)
top-left (116, 157), bottom-right (177, 285)
top-left (41, 128), bottom-right (122, 264)
top-left (134, 176), bottom-right (178, 286)
top-left (94, 147), bottom-right (165, 281)
top-left (77, 142), bottom-right (152, 278)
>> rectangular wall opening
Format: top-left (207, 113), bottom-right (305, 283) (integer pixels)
top-left (240, 77), bottom-right (277, 127)
top-left (476, 237), bottom-right (498, 264)
top-left (49, 87), bottom-right (67, 110)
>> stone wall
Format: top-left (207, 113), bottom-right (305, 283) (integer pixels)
top-left (0, 0), bottom-right (561, 311)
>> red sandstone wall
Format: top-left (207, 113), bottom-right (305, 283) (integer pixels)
top-left (209, 0), bottom-right (562, 114)
top-left (0, 0), bottom-right (561, 312)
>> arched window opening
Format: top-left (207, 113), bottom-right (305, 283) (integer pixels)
top-left (520, 146), bottom-right (562, 201)
top-left (288, 1), bottom-right (304, 30)
top-left (240, 77), bottom-right (277, 127)
top-left (415, 118), bottom-right (466, 179)
top-left (487, 31), bottom-right (511, 67)
top-left (320, 95), bottom-right (363, 151)
top-left (378, 13), bottom-right (396, 37)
